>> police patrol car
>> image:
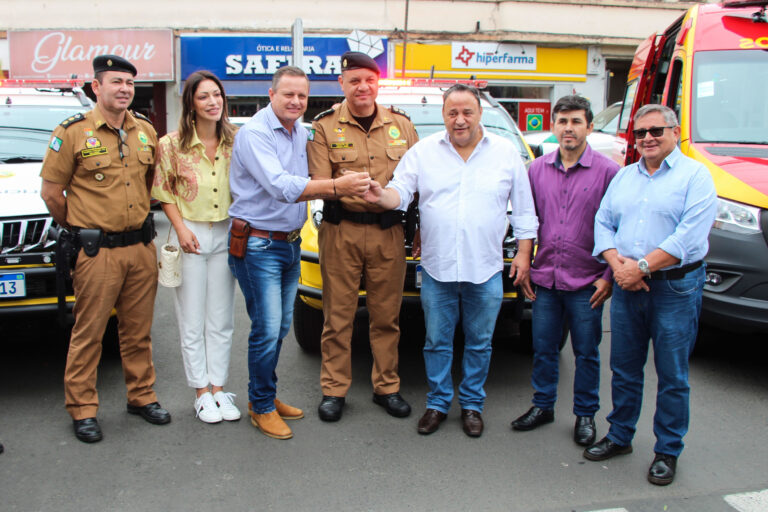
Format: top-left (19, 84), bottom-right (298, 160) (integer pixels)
top-left (0, 79), bottom-right (103, 334)
top-left (293, 79), bottom-right (561, 352)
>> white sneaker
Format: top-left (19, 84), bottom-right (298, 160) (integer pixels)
top-left (195, 392), bottom-right (223, 424)
top-left (214, 391), bottom-right (241, 421)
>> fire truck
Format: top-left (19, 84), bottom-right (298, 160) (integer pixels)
top-left (614, 0), bottom-right (768, 333)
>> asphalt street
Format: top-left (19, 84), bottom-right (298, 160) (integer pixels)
top-left (1, 217), bottom-right (767, 512)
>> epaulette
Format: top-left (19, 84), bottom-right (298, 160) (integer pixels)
top-left (390, 106), bottom-right (410, 120)
top-left (60, 113), bottom-right (86, 128)
top-left (313, 108), bottom-right (335, 122)
top-left (132, 110), bottom-right (151, 123)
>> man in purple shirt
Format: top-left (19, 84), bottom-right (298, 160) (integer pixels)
top-left (511, 96), bottom-right (619, 446)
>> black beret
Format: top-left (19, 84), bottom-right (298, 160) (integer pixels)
top-left (92, 54), bottom-right (137, 76)
top-left (341, 51), bottom-right (380, 75)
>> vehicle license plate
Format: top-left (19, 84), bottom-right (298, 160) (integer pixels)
top-left (415, 264), bottom-right (422, 289)
top-left (0, 272), bottom-right (26, 298)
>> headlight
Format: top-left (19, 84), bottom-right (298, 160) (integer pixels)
top-left (713, 197), bottom-right (761, 234)
top-left (310, 199), bottom-right (324, 229)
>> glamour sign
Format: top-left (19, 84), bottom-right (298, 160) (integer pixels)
top-left (451, 43), bottom-right (537, 71)
top-left (9, 30), bottom-right (174, 81)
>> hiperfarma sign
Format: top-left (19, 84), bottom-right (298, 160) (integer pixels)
top-left (451, 42), bottom-right (537, 71)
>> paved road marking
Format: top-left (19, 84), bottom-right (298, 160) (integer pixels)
top-left (587, 509), bottom-right (629, 512)
top-left (724, 489), bottom-right (768, 512)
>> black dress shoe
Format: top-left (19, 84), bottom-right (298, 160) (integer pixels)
top-left (127, 402), bottom-right (171, 425)
top-left (511, 406), bottom-right (554, 431)
top-left (583, 436), bottom-right (632, 461)
top-left (417, 409), bottom-right (447, 435)
top-left (318, 396), bottom-right (345, 422)
top-left (574, 416), bottom-right (596, 446)
top-left (372, 392), bottom-right (411, 418)
top-left (648, 453), bottom-right (677, 486)
top-left (0, 442), bottom-right (3, 454)
top-left (73, 417), bottom-right (103, 443)
top-left (461, 409), bottom-right (483, 437)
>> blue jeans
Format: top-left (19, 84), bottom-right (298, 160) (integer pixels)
top-left (228, 236), bottom-right (301, 414)
top-left (606, 266), bottom-right (705, 456)
top-left (531, 285), bottom-right (602, 416)
top-left (421, 270), bottom-right (503, 413)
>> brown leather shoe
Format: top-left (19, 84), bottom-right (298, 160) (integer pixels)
top-left (250, 410), bottom-right (292, 439)
top-left (461, 409), bottom-right (483, 437)
top-left (417, 408), bottom-right (447, 435)
top-left (274, 399), bottom-right (304, 420)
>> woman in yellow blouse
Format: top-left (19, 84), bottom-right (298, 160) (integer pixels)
top-left (152, 71), bottom-right (240, 423)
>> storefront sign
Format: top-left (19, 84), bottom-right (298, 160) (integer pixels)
top-left (180, 34), bottom-right (388, 81)
top-left (519, 102), bottom-right (551, 132)
top-left (395, 43), bottom-right (587, 82)
top-left (451, 43), bottom-right (537, 71)
top-left (8, 30), bottom-right (174, 81)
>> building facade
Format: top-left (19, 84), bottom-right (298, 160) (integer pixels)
top-left (1, 0), bottom-right (700, 135)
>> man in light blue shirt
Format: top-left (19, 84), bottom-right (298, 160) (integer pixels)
top-left (228, 66), bottom-right (371, 440)
top-left (585, 104), bottom-right (717, 486)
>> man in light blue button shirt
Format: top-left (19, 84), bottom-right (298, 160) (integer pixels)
top-left (585, 105), bottom-right (717, 486)
top-left (228, 66), bottom-right (371, 440)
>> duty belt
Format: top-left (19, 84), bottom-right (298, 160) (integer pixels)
top-left (648, 260), bottom-right (703, 280)
top-left (339, 207), bottom-right (404, 227)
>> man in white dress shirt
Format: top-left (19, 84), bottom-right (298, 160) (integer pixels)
top-left (363, 84), bottom-right (538, 437)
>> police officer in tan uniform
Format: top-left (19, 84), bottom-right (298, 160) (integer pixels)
top-left (308, 52), bottom-right (418, 422)
top-left (41, 55), bottom-right (171, 443)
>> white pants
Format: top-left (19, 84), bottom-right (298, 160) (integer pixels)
top-left (173, 219), bottom-right (235, 388)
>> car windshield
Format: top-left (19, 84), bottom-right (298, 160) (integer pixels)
top-left (592, 103), bottom-right (620, 134)
top-left (392, 103), bottom-right (530, 160)
top-left (0, 105), bottom-right (88, 162)
top-left (692, 50), bottom-right (768, 145)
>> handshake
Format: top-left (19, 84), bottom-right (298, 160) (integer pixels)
top-left (334, 169), bottom-right (373, 197)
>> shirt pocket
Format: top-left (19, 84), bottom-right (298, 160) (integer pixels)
top-left (81, 154), bottom-right (114, 187)
top-left (385, 147), bottom-right (407, 173)
top-left (329, 148), bottom-right (358, 166)
top-left (137, 148), bottom-right (154, 165)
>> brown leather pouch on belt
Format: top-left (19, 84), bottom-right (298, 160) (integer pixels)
top-left (229, 218), bottom-right (250, 258)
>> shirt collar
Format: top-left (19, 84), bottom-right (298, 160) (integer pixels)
top-left (91, 105), bottom-right (138, 132)
top-left (638, 145), bottom-right (682, 176)
top-left (265, 103), bottom-right (298, 134)
top-left (545, 143), bottom-right (594, 171)
top-left (439, 123), bottom-right (489, 146)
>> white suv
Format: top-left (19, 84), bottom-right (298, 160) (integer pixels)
top-left (0, 79), bottom-right (92, 321)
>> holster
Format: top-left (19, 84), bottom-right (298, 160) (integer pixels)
top-left (141, 213), bottom-right (156, 244)
top-left (380, 209), bottom-right (404, 229)
top-left (229, 218), bottom-right (250, 258)
top-left (49, 225), bottom-right (79, 326)
top-left (322, 200), bottom-right (342, 225)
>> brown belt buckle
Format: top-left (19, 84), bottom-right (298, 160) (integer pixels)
top-left (286, 229), bottom-right (300, 243)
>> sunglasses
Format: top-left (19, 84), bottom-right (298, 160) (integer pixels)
top-left (633, 125), bottom-right (675, 139)
top-left (115, 127), bottom-right (130, 160)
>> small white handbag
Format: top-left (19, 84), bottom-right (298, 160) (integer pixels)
top-left (158, 229), bottom-right (182, 288)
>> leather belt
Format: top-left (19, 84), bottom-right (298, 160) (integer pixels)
top-left (250, 228), bottom-right (301, 243)
top-left (648, 260), bottom-right (703, 280)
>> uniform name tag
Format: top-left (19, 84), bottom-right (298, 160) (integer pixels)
top-left (330, 143), bottom-right (354, 149)
top-left (81, 147), bottom-right (108, 158)
top-left (388, 139), bottom-right (407, 146)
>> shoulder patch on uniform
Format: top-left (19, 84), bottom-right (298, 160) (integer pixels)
top-left (313, 108), bottom-right (335, 122)
top-left (390, 106), bottom-right (410, 120)
top-left (132, 110), bottom-right (151, 123)
top-left (59, 113), bottom-right (85, 128)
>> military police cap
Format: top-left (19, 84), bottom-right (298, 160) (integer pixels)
top-left (92, 54), bottom-right (137, 76)
top-left (341, 51), bottom-right (380, 75)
